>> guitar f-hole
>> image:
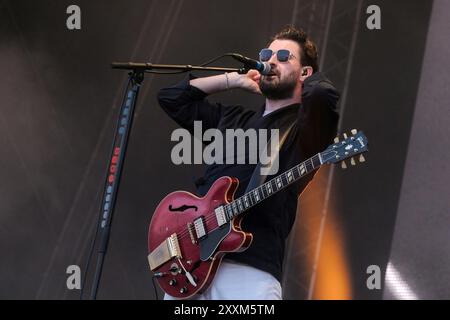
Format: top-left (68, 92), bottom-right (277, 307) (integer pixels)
top-left (169, 204), bottom-right (198, 212)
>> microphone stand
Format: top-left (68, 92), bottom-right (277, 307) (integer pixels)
top-left (87, 62), bottom-right (245, 300)
top-left (111, 62), bottom-right (247, 73)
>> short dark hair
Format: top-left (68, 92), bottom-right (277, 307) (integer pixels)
top-left (270, 25), bottom-right (319, 72)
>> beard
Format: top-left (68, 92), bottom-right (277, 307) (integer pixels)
top-left (259, 69), bottom-right (300, 100)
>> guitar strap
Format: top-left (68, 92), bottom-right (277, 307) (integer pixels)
top-left (244, 113), bottom-right (297, 193)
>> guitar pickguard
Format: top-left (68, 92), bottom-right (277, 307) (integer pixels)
top-left (199, 222), bottom-right (231, 261)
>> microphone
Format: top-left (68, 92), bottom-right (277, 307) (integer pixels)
top-left (229, 53), bottom-right (271, 75)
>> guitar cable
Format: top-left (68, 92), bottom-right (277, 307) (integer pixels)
top-left (151, 265), bottom-right (180, 300)
top-left (151, 275), bottom-right (160, 300)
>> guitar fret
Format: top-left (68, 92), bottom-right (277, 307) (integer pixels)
top-left (259, 185), bottom-right (265, 198)
top-left (244, 195), bottom-right (249, 208)
top-left (287, 170), bottom-right (294, 183)
top-left (299, 164), bottom-right (304, 176)
top-left (253, 189), bottom-right (260, 202)
top-left (259, 185), bottom-right (264, 198)
top-left (250, 192), bottom-right (256, 206)
top-left (247, 193), bottom-right (253, 206)
top-left (228, 205), bottom-right (234, 219)
top-left (294, 165), bottom-right (301, 179)
top-left (271, 182), bottom-right (277, 192)
top-left (276, 177), bottom-right (282, 189)
top-left (306, 159), bottom-right (313, 172)
top-left (313, 155), bottom-right (321, 168)
top-left (232, 202), bottom-right (238, 215)
top-left (237, 199), bottom-right (243, 211)
top-left (259, 186), bottom-right (265, 200)
top-left (267, 182), bottom-right (273, 195)
top-left (282, 172), bottom-right (289, 185)
top-left (224, 205), bottom-right (231, 220)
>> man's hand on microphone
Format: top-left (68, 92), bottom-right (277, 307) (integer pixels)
top-left (228, 70), bottom-right (262, 95)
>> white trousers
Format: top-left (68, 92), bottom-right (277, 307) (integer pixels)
top-left (164, 259), bottom-right (282, 300)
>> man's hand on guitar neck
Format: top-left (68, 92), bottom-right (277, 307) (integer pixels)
top-left (189, 70), bottom-right (262, 95)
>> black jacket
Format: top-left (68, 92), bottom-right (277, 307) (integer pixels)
top-left (157, 72), bottom-right (340, 282)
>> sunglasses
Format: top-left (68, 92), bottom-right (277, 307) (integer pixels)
top-left (259, 49), bottom-right (296, 62)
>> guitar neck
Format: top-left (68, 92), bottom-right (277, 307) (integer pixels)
top-left (222, 153), bottom-right (323, 221)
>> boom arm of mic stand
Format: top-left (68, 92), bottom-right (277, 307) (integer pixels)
top-left (111, 62), bottom-right (247, 74)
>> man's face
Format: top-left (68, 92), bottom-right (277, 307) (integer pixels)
top-left (259, 39), bottom-right (303, 100)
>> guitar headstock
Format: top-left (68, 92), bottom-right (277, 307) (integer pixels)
top-left (320, 129), bottom-right (369, 168)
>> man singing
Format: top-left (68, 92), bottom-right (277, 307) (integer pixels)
top-left (157, 25), bottom-right (340, 299)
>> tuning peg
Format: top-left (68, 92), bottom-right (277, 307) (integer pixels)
top-left (343, 133), bottom-right (348, 139)
top-left (341, 161), bottom-right (347, 169)
top-left (334, 137), bottom-right (339, 143)
top-left (350, 157), bottom-right (356, 166)
top-left (351, 129), bottom-right (357, 135)
top-left (359, 154), bottom-right (366, 163)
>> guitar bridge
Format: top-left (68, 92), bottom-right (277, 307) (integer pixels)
top-left (187, 222), bottom-right (197, 245)
top-left (147, 233), bottom-right (182, 271)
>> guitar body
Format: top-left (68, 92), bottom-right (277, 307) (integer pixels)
top-left (147, 130), bottom-right (369, 299)
top-left (148, 176), bottom-right (253, 299)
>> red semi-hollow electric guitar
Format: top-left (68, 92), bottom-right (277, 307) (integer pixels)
top-left (147, 130), bottom-right (368, 299)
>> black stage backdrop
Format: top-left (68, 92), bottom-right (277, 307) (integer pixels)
top-left (0, 0), bottom-right (442, 300)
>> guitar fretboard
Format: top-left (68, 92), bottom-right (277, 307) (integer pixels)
top-left (222, 153), bottom-right (322, 220)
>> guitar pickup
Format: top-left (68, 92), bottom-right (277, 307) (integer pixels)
top-left (193, 216), bottom-right (207, 240)
top-left (147, 233), bottom-right (182, 271)
top-left (214, 206), bottom-right (227, 227)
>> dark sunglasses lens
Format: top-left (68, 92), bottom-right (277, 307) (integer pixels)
top-left (259, 49), bottom-right (272, 62)
top-left (277, 50), bottom-right (290, 62)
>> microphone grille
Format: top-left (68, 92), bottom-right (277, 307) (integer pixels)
top-left (261, 62), bottom-right (271, 75)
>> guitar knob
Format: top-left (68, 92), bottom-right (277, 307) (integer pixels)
top-left (169, 263), bottom-right (180, 275)
top-left (180, 287), bottom-right (188, 294)
top-left (169, 279), bottom-right (177, 286)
